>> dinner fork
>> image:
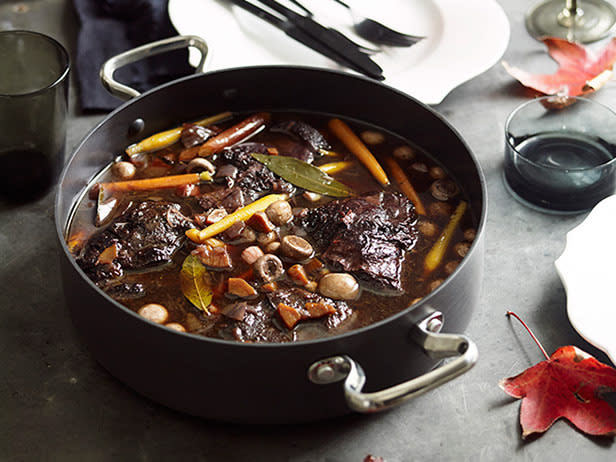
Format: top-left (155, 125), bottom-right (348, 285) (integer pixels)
top-left (287, 0), bottom-right (380, 54)
top-left (330, 0), bottom-right (425, 47)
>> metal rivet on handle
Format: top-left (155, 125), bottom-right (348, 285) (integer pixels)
top-left (308, 356), bottom-right (351, 384)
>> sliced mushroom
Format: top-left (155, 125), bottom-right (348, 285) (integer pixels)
top-left (253, 254), bottom-right (284, 282)
top-left (318, 273), bottom-right (359, 300)
top-left (186, 157), bottom-right (216, 174)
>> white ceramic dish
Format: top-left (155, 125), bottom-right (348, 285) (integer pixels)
top-left (168, 0), bottom-right (510, 105)
top-left (555, 194), bottom-right (616, 364)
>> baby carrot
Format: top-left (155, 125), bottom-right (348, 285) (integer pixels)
top-left (318, 161), bottom-right (354, 175)
top-left (187, 193), bottom-right (288, 243)
top-left (125, 111), bottom-right (232, 156)
top-left (328, 118), bottom-right (390, 186)
top-left (424, 201), bottom-right (467, 273)
top-left (99, 171), bottom-right (211, 193)
top-left (384, 156), bottom-right (426, 215)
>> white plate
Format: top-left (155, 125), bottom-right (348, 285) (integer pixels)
top-left (555, 195), bottom-right (616, 364)
top-left (168, 0), bottom-right (510, 105)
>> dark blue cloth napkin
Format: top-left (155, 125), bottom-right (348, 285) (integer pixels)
top-left (73, 0), bottom-right (193, 111)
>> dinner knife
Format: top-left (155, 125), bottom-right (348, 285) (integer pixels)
top-left (227, 0), bottom-right (384, 80)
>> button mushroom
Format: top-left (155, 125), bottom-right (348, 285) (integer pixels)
top-left (253, 254), bottom-right (284, 282)
top-left (256, 231), bottom-right (278, 246)
top-left (318, 273), bottom-right (359, 300)
top-left (137, 303), bottom-right (168, 324)
top-left (165, 322), bottom-right (186, 332)
top-left (111, 161), bottom-right (137, 180)
top-left (265, 200), bottom-right (293, 226)
top-left (360, 130), bottom-right (385, 145)
top-left (393, 145), bottom-right (415, 160)
top-left (281, 235), bottom-right (314, 261)
top-left (430, 179), bottom-right (459, 201)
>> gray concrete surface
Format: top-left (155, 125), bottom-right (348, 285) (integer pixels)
top-left (2, 0), bottom-right (616, 460)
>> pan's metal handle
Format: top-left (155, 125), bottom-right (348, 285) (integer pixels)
top-left (308, 311), bottom-right (478, 413)
top-left (100, 35), bottom-right (210, 101)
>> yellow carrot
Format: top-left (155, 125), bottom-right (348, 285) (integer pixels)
top-left (318, 161), bottom-right (354, 175)
top-left (328, 118), bottom-right (390, 186)
top-left (100, 171), bottom-right (210, 193)
top-left (125, 111), bottom-right (232, 156)
top-left (187, 194), bottom-right (288, 243)
top-left (384, 156), bottom-right (426, 215)
top-left (424, 201), bottom-right (467, 273)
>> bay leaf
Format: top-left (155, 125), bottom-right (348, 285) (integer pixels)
top-left (251, 153), bottom-right (352, 197)
top-left (180, 254), bottom-right (213, 313)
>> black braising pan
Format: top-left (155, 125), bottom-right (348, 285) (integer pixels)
top-left (55, 36), bottom-right (486, 423)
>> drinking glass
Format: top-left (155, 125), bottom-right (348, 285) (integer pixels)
top-left (0, 30), bottom-right (70, 202)
top-left (526, 0), bottom-right (616, 43)
top-left (503, 96), bottom-right (616, 214)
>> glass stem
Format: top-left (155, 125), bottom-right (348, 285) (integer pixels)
top-left (566, 0), bottom-right (578, 16)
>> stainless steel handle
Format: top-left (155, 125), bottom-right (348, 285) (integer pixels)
top-left (308, 311), bottom-right (478, 413)
top-left (100, 35), bottom-right (210, 101)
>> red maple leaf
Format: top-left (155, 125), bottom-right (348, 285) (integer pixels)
top-left (503, 37), bottom-right (616, 97)
top-left (500, 345), bottom-right (616, 438)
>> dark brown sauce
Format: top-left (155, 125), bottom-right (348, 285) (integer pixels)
top-left (67, 112), bottom-right (476, 342)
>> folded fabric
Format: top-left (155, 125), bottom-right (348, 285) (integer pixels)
top-left (73, 0), bottom-right (194, 111)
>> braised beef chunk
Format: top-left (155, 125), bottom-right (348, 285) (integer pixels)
top-left (198, 187), bottom-right (245, 213)
top-left (77, 201), bottom-right (194, 283)
top-left (271, 120), bottom-right (331, 153)
top-left (209, 300), bottom-right (289, 343)
top-left (106, 282), bottom-right (146, 300)
top-left (300, 192), bottom-right (418, 292)
top-left (198, 143), bottom-right (295, 213)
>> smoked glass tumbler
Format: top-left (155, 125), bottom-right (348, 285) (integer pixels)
top-left (0, 30), bottom-right (70, 202)
top-left (503, 96), bottom-right (616, 214)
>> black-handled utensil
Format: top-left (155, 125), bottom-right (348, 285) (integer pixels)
top-left (228, 0), bottom-right (384, 80)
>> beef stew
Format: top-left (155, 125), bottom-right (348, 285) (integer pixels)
top-left (67, 111), bottom-right (476, 343)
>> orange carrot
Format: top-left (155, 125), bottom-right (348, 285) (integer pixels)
top-left (100, 171), bottom-right (210, 193)
top-left (384, 156), bottom-right (426, 215)
top-left (195, 112), bottom-right (271, 158)
top-left (328, 118), bottom-right (390, 186)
